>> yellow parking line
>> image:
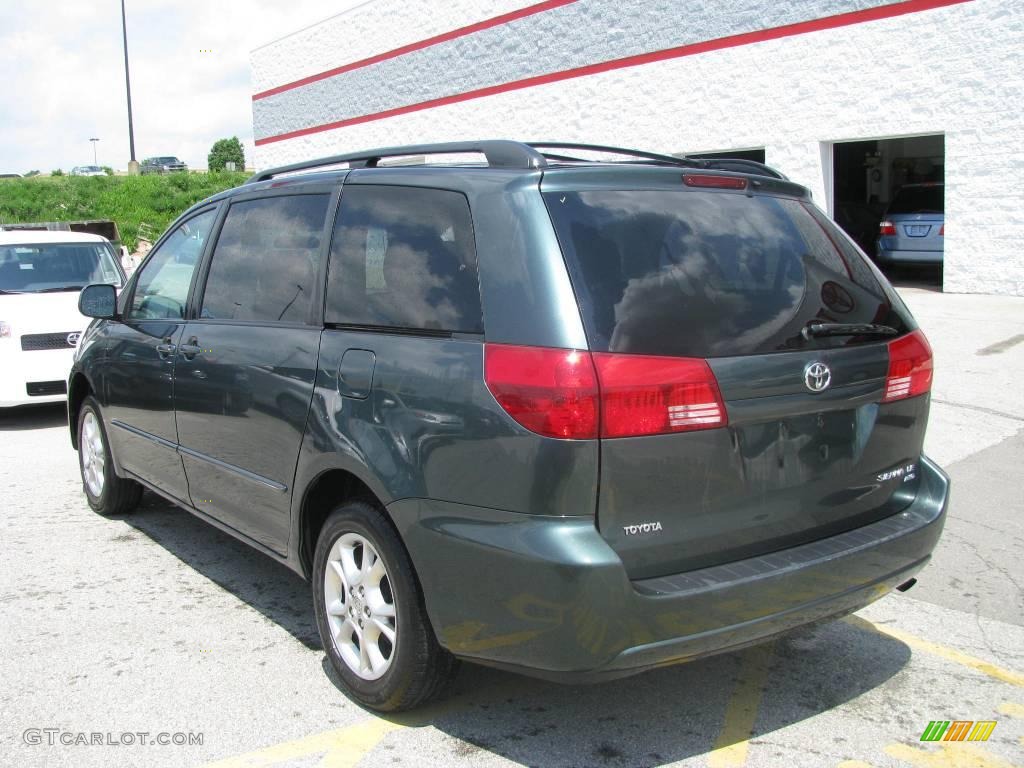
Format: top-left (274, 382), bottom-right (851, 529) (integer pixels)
top-left (996, 702), bottom-right (1024, 719)
top-left (843, 617), bottom-right (1024, 688)
top-left (707, 642), bottom-right (775, 768)
top-left (200, 717), bottom-right (402, 768)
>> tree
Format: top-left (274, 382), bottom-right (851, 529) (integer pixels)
top-left (102, 166), bottom-right (114, 176)
top-left (51, 169), bottom-right (64, 176)
top-left (208, 137), bottom-right (245, 172)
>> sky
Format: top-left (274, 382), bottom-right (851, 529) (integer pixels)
top-left (0, 0), bottom-right (365, 174)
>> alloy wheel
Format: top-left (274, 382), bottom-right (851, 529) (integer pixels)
top-left (323, 532), bottom-right (397, 680)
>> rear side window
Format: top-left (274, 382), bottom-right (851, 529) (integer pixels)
top-left (544, 189), bottom-right (910, 358)
top-left (325, 185), bottom-right (482, 333)
top-left (201, 194), bottom-right (329, 323)
top-left (888, 185), bottom-right (944, 214)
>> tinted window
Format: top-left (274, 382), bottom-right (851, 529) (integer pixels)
top-left (544, 190), bottom-right (910, 357)
top-left (326, 186), bottom-right (482, 333)
top-left (201, 194), bottom-right (329, 323)
top-left (127, 209), bottom-right (216, 320)
top-left (888, 185), bottom-right (944, 214)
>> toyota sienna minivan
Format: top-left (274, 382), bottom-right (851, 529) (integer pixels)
top-left (69, 141), bottom-right (949, 711)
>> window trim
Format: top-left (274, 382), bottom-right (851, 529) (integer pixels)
top-left (123, 204), bottom-right (221, 323)
top-left (190, 186), bottom-right (340, 328)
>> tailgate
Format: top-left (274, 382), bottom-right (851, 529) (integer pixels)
top-left (541, 171), bottom-right (931, 580)
top-left (598, 344), bottom-right (928, 579)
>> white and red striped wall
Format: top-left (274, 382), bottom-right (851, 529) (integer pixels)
top-left (251, 0), bottom-right (1024, 295)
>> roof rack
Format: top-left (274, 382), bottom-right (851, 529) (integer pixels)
top-left (247, 140), bottom-right (546, 183)
top-left (685, 157), bottom-right (788, 180)
top-left (527, 142), bottom-right (702, 168)
top-left (248, 140), bottom-right (788, 183)
top-left (528, 142), bottom-right (787, 179)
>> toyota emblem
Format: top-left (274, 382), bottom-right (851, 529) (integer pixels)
top-left (804, 361), bottom-right (831, 393)
top-left (66, 332), bottom-right (81, 347)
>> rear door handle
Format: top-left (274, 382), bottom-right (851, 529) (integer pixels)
top-left (180, 337), bottom-right (202, 359)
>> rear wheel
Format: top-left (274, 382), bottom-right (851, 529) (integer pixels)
top-left (77, 397), bottom-right (142, 516)
top-left (313, 501), bottom-right (458, 711)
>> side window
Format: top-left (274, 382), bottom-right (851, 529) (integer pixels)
top-left (127, 208), bottom-right (216, 320)
top-left (326, 186), bottom-right (483, 333)
top-left (200, 194), bottom-right (330, 323)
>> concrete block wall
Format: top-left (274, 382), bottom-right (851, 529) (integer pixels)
top-left (251, 0), bottom-right (1024, 295)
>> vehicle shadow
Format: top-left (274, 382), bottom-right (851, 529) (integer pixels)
top-left (0, 402), bottom-right (68, 431)
top-left (883, 264), bottom-right (943, 291)
top-left (124, 490), bottom-right (911, 767)
top-left (377, 621), bottom-right (910, 767)
top-left (124, 490), bottom-right (321, 648)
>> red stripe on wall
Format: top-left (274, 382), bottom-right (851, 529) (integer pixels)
top-left (255, 0), bottom-right (971, 146)
top-left (252, 0), bottom-right (581, 101)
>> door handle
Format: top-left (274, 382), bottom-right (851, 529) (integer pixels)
top-left (156, 338), bottom-right (176, 358)
top-left (180, 336), bottom-right (202, 360)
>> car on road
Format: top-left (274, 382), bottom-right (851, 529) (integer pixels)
top-left (141, 156), bottom-right (188, 174)
top-left (69, 141), bottom-right (949, 712)
top-left (71, 165), bottom-right (106, 177)
top-left (1, 230), bottom-right (124, 407)
top-left (876, 182), bottom-right (944, 265)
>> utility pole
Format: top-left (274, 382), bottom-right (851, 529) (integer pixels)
top-left (121, 0), bottom-right (139, 175)
top-left (90, 138), bottom-right (99, 165)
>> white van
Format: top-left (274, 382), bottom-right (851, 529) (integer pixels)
top-left (0, 230), bottom-right (125, 407)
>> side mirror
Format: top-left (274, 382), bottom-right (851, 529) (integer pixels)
top-left (79, 283), bottom-right (118, 319)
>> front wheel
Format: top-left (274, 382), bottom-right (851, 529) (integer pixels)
top-left (313, 501), bottom-right (458, 711)
top-left (77, 396), bottom-right (142, 516)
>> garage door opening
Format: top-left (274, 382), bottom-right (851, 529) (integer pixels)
top-left (831, 135), bottom-right (945, 289)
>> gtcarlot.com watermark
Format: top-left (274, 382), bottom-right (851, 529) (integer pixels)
top-left (24, 728), bottom-right (203, 747)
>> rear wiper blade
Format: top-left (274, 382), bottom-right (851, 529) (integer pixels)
top-left (802, 322), bottom-right (898, 340)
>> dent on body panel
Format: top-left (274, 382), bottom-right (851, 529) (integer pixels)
top-left (308, 331), bottom-right (597, 515)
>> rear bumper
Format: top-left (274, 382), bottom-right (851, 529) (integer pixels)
top-left (875, 245), bottom-right (943, 265)
top-left (390, 455), bottom-right (949, 681)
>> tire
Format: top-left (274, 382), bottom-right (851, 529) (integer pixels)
top-left (77, 396), bottom-right (143, 516)
top-left (313, 500), bottom-right (458, 712)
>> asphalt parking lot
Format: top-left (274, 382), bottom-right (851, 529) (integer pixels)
top-left (0, 286), bottom-right (1021, 768)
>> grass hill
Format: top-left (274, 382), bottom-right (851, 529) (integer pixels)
top-left (0, 172), bottom-right (249, 251)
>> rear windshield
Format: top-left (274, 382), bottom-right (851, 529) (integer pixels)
top-left (888, 186), bottom-right (944, 215)
top-left (0, 242), bottom-right (121, 293)
top-left (544, 189), bottom-right (911, 357)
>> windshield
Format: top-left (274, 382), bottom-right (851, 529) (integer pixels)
top-left (0, 242), bottom-right (122, 293)
top-left (888, 186), bottom-right (944, 215)
top-left (544, 189), bottom-right (911, 357)
top-left (157, 157), bottom-right (181, 164)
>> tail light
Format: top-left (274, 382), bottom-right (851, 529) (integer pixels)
top-left (593, 353), bottom-right (725, 437)
top-left (484, 344), bottom-right (727, 439)
top-left (938, 223), bottom-right (945, 236)
top-left (484, 345), bottom-right (599, 439)
top-left (883, 330), bottom-right (933, 403)
top-left (879, 221), bottom-right (896, 236)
